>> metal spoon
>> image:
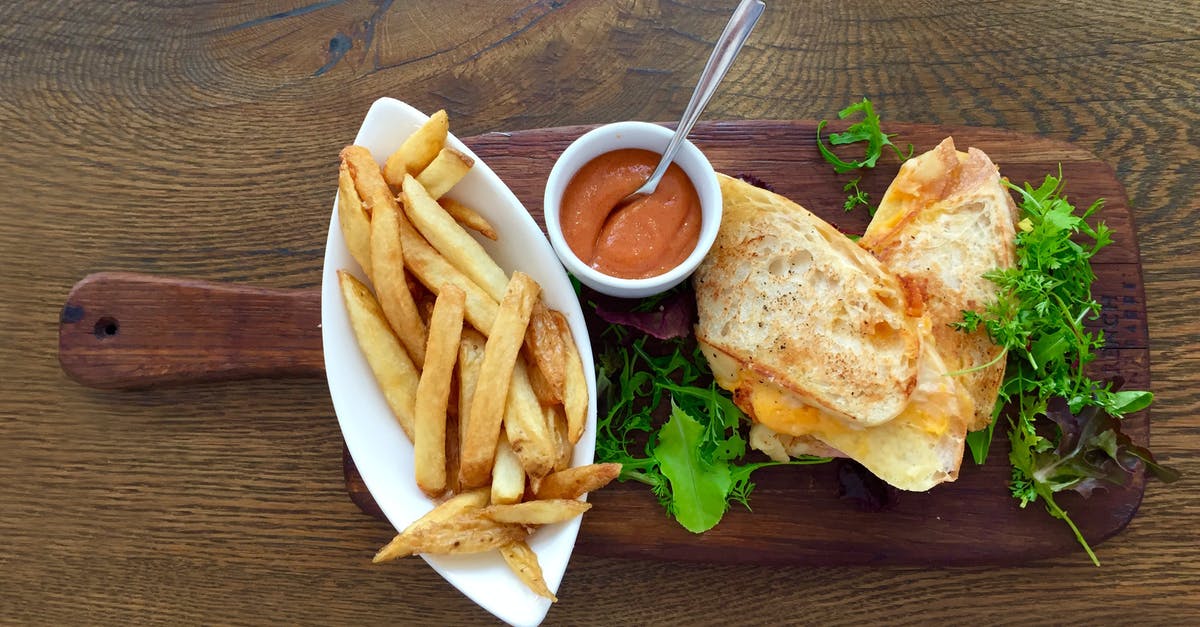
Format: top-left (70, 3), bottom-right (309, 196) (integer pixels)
top-left (617, 0), bottom-right (765, 208)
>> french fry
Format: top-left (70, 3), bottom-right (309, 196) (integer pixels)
top-left (383, 109), bottom-right (448, 189)
top-left (457, 328), bottom-right (487, 453)
top-left (444, 410), bottom-right (462, 496)
top-left (524, 303), bottom-right (567, 402)
top-left (491, 432), bottom-right (526, 505)
top-left (370, 183), bottom-right (428, 368)
top-left (535, 463), bottom-right (622, 501)
top-left (416, 147), bottom-right (474, 199)
top-left (552, 310), bottom-right (588, 444)
top-left (338, 271), bottom-right (419, 440)
top-left (505, 357), bottom-right (557, 479)
top-left (337, 161), bottom-right (373, 276)
top-left (373, 488), bottom-right (489, 563)
top-left (459, 272), bottom-right (541, 487)
top-left (546, 403), bottom-right (573, 472)
top-left (525, 352), bottom-right (560, 406)
top-left (500, 542), bottom-right (557, 602)
top-left (413, 285), bottom-right (465, 496)
top-left (440, 197), bottom-right (497, 240)
top-left (341, 145), bottom-right (393, 217)
top-left (384, 511), bottom-right (526, 557)
top-left (401, 174), bottom-right (510, 301)
top-left (481, 499), bottom-right (591, 526)
top-left (395, 209), bottom-right (499, 334)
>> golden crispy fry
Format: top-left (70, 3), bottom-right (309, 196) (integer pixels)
top-left (395, 207), bottom-right (499, 334)
top-left (383, 109), bottom-right (448, 190)
top-left (416, 147), bottom-right (474, 199)
top-left (552, 310), bottom-right (588, 444)
top-left (460, 272), bottom-right (541, 487)
top-left (401, 174), bottom-right (509, 301)
top-left (338, 271), bottom-right (418, 440)
top-left (402, 511), bottom-right (527, 555)
top-left (546, 403), bottom-right (573, 472)
top-left (370, 184), bottom-right (428, 368)
top-left (535, 463), bottom-right (622, 501)
top-left (337, 161), bottom-right (373, 276)
top-left (376, 511), bottom-right (524, 559)
top-left (505, 357), bottom-right (557, 479)
top-left (524, 303), bottom-right (567, 403)
top-left (457, 328), bottom-right (486, 451)
top-left (481, 499), bottom-right (591, 526)
top-left (500, 542), bottom-right (557, 602)
top-left (413, 285), bottom-right (465, 496)
top-left (444, 410), bottom-right (462, 496)
top-left (440, 197), bottom-right (497, 240)
top-left (372, 487), bottom-right (489, 563)
top-left (341, 145), bottom-right (394, 218)
top-left (491, 432), bottom-right (526, 505)
top-left (525, 352), bottom-right (560, 406)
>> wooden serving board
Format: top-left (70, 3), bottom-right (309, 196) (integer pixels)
top-left (58, 121), bottom-right (1149, 565)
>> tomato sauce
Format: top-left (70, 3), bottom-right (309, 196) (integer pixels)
top-left (559, 149), bottom-right (702, 280)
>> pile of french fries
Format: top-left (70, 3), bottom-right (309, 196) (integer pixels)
top-left (335, 109), bottom-right (620, 601)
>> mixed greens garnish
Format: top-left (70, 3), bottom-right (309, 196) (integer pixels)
top-left (953, 173), bottom-right (1178, 563)
top-left (818, 97), bottom-right (1176, 562)
top-left (590, 297), bottom-right (827, 533)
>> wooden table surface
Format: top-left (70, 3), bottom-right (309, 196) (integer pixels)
top-left (3, 1), bottom-right (1197, 624)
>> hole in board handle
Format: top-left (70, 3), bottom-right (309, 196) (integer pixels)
top-left (94, 317), bottom-right (119, 339)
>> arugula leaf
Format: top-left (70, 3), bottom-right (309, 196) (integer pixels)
top-left (816, 99), bottom-right (909, 173)
top-left (817, 98), bottom-right (911, 213)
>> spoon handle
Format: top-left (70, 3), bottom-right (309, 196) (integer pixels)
top-left (646, 0), bottom-right (765, 188)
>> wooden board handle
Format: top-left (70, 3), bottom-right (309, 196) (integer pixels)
top-left (58, 272), bottom-right (324, 389)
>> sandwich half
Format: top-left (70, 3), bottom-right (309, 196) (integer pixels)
top-left (859, 137), bottom-right (1018, 431)
top-left (695, 174), bottom-right (972, 491)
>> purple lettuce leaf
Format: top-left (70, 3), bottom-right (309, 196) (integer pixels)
top-left (593, 285), bottom-right (697, 340)
top-left (1036, 393), bottom-right (1180, 498)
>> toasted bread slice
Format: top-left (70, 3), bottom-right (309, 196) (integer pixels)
top-left (694, 174), bottom-right (921, 427)
top-left (712, 317), bottom-right (973, 491)
top-left (860, 138), bottom-right (1017, 431)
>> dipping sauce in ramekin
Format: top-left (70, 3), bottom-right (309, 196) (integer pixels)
top-left (559, 148), bottom-right (702, 280)
top-left (544, 121), bottom-right (722, 299)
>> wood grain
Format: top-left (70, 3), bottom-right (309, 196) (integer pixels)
top-left (58, 272), bottom-right (323, 388)
top-left (3, 0), bottom-right (1198, 624)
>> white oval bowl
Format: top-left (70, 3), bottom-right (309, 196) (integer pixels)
top-left (320, 97), bottom-right (596, 627)
top-left (543, 121), bottom-right (722, 299)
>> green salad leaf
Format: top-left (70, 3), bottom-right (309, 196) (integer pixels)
top-left (816, 98), bottom-right (912, 173)
top-left (842, 177), bottom-right (873, 214)
top-left (595, 329), bottom-right (828, 533)
top-left (817, 97), bottom-right (911, 213)
top-left (655, 403), bottom-right (733, 532)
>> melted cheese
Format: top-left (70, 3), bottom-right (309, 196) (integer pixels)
top-left (704, 319), bottom-right (973, 491)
